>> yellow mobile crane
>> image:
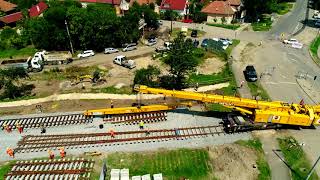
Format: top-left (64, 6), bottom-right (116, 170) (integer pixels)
top-left (134, 85), bottom-right (320, 132)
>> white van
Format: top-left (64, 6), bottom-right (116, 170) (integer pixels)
top-left (122, 43), bottom-right (137, 52)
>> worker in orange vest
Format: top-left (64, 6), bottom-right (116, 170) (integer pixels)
top-left (58, 147), bottom-right (66, 159)
top-left (16, 123), bottom-right (23, 134)
top-left (48, 149), bottom-right (55, 160)
top-left (6, 147), bottom-right (14, 158)
top-left (3, 124), bottom-right (12, 133)
top-left (109, 128), bottom-right (115, 138)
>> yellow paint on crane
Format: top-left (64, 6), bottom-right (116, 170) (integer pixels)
top-left (84, 104), bottom-right (176, 116)
top-left (134, 85), bottom-right (320, 127)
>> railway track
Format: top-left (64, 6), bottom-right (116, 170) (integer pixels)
top-left (0, 113), bottom-right (91, 130)
top-left (5, 158), bottom-right (94, 180)
top-left (15, 125), bottom-right (225, 153)
top-left (103, 111), bottom-right (167, 125)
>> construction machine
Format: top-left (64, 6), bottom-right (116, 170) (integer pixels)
top-left (133, 85), bottom-right (320, 132)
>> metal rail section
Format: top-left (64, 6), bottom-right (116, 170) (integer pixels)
top-left (15, 125), bottom-right (225, 153)
top-left (103, 111), bottom-right (167, 124)
top-left (5, 158), bottom-right (94, 180)
top-left (0, 114), bottom-right (92, 130)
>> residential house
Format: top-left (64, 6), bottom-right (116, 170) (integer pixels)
top-left (160, 0), bottom-right (189, 16)
top-left (201, 0), bottom-right (243, 24)
top-left (130, 0), bottom-right (156, 6)
top-left (0, 1), bottom-right (48, 27)
top-left (0, 0), bottom-right (17, 15)
top-left (29, 1), bottom-right (48, 18)
top-left (0, 11), bottom-right (22, 27)
top-left (79, 0), bottom-right (121, 7)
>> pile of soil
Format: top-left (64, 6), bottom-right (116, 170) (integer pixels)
top-left (208, 144), bottom-right (259, 180)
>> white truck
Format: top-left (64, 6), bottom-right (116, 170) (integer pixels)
top-left (113, 55), bottom-right (136, 69)
top-left (3, 50), bottom-right (73, 72)
top-left (33, 50), bottom-right (73, 65)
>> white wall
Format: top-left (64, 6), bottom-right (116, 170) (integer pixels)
top-left (206, 14), bottom-right (233, 24)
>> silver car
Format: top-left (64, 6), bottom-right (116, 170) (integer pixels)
top-left (104, 48), bottom-right (119, 54)
top-left (122, 43), bottom-right (137, 52)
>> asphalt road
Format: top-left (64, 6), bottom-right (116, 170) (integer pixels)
top-left (269, 0), bottom-right (309, 36)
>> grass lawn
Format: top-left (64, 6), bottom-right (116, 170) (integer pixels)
top-left (252, 19), bottom-right (272, 31)
top-left (99, 149), bottom-right (213, 180)
top-left (226, 39), bottom-right (241, 56)
top-left (236, 139), bottom-right (271, 180)
top-left (0, 47), bottom-right (37, 59)
top-left (91, 86), bottom-right (133, 94)
top-left (206, 23), bottom-right (240, 30)
top-left (171, 28), bottom-right (206, 38)
top-left (0, 161), bottom-right (15, 178)
top-left (277, 3), bottom-right (294, 15)
top-left (247, 82), bottom-right (271, 101)
top-left (278, 137), bottom-right (319, 180)
top-left (310, 36), bottom-right (320, 65)
top-left (188, 66), bottom-right (233, 86)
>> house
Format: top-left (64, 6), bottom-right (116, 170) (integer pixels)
top-left (0, 0), bottom-right (17, 15)
top-left (29, 1), bottom-right (48, 18)
top-left (160, 0), bottom-right (189, 16)
top-left (201, 0), bottom-right (242, 24)
top-left (0, 11), bottom-right (23, 27)
top-left (0, 1), bottom-right (48, 27)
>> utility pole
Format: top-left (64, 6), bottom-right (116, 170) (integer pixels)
top-left (65, 20), bottom-right (74, 55)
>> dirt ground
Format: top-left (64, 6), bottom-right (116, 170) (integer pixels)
top-left (26, 53), bottom-right (225, 98)
top-left (208, 144), bottom-right (259, 180)
top-left (0, 97), bottom-right (182, 116)
top-left (197, 56), bottom-right (225, 74)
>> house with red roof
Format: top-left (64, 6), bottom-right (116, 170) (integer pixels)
top-left (28, 1), bottom-right (48, 18)
top-left (160, 0), bottom-right (189, 16)
top-left (201, 0), bottom-right (244, 24)
top-left (0, 1), bottom-right (48, 27)
top-left (0, 0), bottom-right (17, 14)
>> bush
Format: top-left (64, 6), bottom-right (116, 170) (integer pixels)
top-left (133, 65), bottom-right (160, 87)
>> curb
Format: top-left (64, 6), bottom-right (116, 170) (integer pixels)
top-left (308, 48), bottom-right (320, 68)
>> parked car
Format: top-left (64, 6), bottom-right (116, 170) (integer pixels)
top-left (77, 50), bottom-right (94, 58)
top-left (315, 20), bottom-right (320, 27)
top-left (191, 30), bottom-right (198, 37)
top-left (244, 65), bottom-right (258, 82)
top-left (283, 39), bottom-right (299, 44)
top-left (104, 48), bottom-right (119, 54)
top-left (158, 20), bottom-right (163, 25)
top-left (147, 39), bottom-right (157, 46)
top-left (219, 38), bottom-right (233, 45)
top-left (122, 43), bottom-right (137, 52)
top-left (155, 46), bottom-right (167, 53)
top-left (201, 39), bottom-right (209, 47)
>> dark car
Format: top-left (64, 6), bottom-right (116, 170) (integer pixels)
top-left (201, 39), bottom-right (209, 47)
top-left (244, 65), bottom-right (258, 82)
top-left (191, 30), bottom-right (198, 37)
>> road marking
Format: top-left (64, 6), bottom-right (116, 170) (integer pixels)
top-left (289, 58), bottom-right (298, 62)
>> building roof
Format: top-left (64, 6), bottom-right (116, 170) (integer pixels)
top-left (28, 1), bottom-right (48, 17)
top-left (79, 0), bottom-right (121, 5)
top-left (160, 0), bottom-right (187, 11)
top-left (201, 1), bottom-right (235, 15)
top-left (130, 0), bottom-right (156, 6)
top-left (227, 0), bottom-right (241, 6)
top-left (0, 0), bottom-right (17, 12)
top-left (0, 11), bottom-right (23, 23)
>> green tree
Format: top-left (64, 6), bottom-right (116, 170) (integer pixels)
top-left (0, 67), bottom-right (34, 100)
top-left (134, 65), bottom-right (160, 87)
top-left (162, 33), bottom-right (201, 89)
top-left (9, 0), bottom-right (37, 10)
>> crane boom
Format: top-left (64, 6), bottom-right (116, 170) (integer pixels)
top-left (134, 85), bottom-right (320, 127)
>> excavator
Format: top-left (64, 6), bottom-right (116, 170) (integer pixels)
top-left (133, 85), bottom-right (320, 132)
top-left (83, 85), bottom-right (320, 133)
